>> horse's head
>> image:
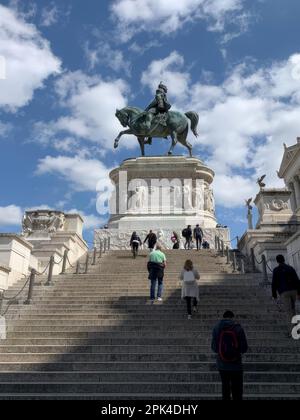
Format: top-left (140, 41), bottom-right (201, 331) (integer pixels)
top-left (115, 108), bottom-right (129, 127)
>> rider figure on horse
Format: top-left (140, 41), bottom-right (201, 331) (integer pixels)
top-left (144, 82), bottom-right (171, 144)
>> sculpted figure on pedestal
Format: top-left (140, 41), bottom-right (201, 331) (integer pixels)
top-left (205, 188), bottom-right (215, 214)
top-left (114, 83), bottom-right (199, 157)
top-left (245, 198), bottom-right (253, 230)
top-left (128, 186), bottom-right (147, 212)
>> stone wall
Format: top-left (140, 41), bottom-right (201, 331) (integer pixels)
top-left (0, 235), bottom-right (36, 287)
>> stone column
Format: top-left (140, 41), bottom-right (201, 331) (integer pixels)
top-left (294, 175), bottom-right (300, 210)
top-left (289, 182), bottom-right (297, 212)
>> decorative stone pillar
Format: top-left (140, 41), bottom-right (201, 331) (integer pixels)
top-left (254, 189), bottom-right (293, 228)
top-left (289, 182), bottom-right (297, 212)
top-left (293, 175), bottom-right (300, 210)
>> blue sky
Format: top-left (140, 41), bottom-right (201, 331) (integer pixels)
top-left (1, 0), bottom-right (300, 244)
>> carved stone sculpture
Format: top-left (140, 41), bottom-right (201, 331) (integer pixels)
top-left (22, 211), bottom-right (65, 236)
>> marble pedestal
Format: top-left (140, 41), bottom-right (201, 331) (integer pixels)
top-left (108, 156), bottom-right (218, 230)
top-left (95, 156), bottom-right (230, 249)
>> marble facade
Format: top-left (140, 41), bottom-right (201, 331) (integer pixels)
top-left (239, 138), bottom-right (300, 274)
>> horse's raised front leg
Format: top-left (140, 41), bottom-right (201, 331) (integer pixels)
top-left (138, 137), bottom-right (145, 156)
top-left (168, 132), bottom-right (177, 155)
top-left (114, 129), bottom-right (133, 149)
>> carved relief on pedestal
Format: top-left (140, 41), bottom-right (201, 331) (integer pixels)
top-left (128, 185), bottom-right (148, 212)
top-left (204, 187), bottom-right (215, 214)
top-left (22, 211), bottom-right (65, 236)
top-left (265, 199), bottom-right (289, 212)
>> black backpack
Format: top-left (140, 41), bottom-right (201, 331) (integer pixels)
top-left (195, 227), bottom-right (203, 237)
top-left (182, 228), bottom-right (188, 238)
top-left (218, 325), bottom-right (240, 362)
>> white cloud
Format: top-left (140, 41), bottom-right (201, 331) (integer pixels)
top-left (142, 52), bottom-right (300, 207)
top-left (129, 40), bottom-right (162, 55)
top-left (111, 0), bottom-right (247, 40)
top-left (141, 51), bottom-right (190, 101)
top-left (33, 71), bottom-right (135, 151)
top-left (40, 3), bottom-right (60, 27)
top-left (213, 174), bottom-right (257, 208)
top-left (0, 205), bottom-right (22, 226)
top-left (0, 4), bottom-right (61, 111)
top-left (8, 0), bottom-right (37, 20)
top-left (84, 41), bottom-right (131, 76)
top-left (36, 155), bottom-right (112, 192)
top-left (0, 122), bottom-right (12, 137)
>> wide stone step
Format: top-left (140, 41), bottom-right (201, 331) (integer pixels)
top-left (0, 382), bottom-right (299, 394)
top-left (7, 331), bottom-right (290, 340)
top-left (7, 324), bottom-right (288, 332)
top-left (0, 361), bottom-right (299, 372)
top-left (8, 317), bottom-right (288, 327)
top-left (0, 353), bottom-right (298, 363)
top-left (3, 338), bottom-right (296, 346)
top-left (8, 312), bottom-right (281, 321)
top-left (0, 393), bottom-right (298, 400)
top-left (0, 370), bottom-right (298, 383)
top-left (0, 345), bottom-right (298, 354)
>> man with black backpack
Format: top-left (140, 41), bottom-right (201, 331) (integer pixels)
top-left (182, 225), bottom-right (192, 250)
top-left (193, 224), bottom-right (204, 250)
top-left (211, 311), bottom-right (248, 400)
top-left (130, 231), bottom-right (142, 258)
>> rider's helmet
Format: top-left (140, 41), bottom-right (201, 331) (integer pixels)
top-left (158, 82), bottom-right (168, 93)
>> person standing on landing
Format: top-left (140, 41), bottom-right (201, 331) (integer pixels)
top-left (193, 224), bottom-right (204, 251)
top-left (212, 311), bottom-right (248, 401)
top-left (179, 260), bottom-right (200, 319)
top-left (182, 225), bottom-right (192, 250)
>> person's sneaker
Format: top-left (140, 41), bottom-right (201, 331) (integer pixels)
top-left (193, 306), bottom-right (197, 313)
top-left (187, 315), bottom-right (192, 320)
top-left (157, 297), bottom-right (163, 302)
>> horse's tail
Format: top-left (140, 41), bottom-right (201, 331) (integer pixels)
top-left (185, 111), bottom-right (199, 137)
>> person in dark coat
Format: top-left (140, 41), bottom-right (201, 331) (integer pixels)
top-left (182, 225), bottom-right (192, 250)
top-left (144, 230), bottom-right (157, 251)
top-left (130, 231), bottom-right (142, 258)
top-left (272, 255), bottom-right (300, 332)
top-left (212, 311), bottom-right (248, 401)
top-left (193, 224), bottom-right (204, 250)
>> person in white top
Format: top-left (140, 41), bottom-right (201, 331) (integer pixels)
top-left (179, 260), bottom-right (200, 319)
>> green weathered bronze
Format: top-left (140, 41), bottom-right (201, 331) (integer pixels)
top-left (114, 83), bottom-right (199, 157)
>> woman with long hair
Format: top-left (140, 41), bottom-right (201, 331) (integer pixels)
top-left (179, 259), bottom-right (200, 319)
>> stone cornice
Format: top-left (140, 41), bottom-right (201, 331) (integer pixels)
top-left (0, 234), bottom-right (33, 250)
top-left (110, 156), bottom-right (215, 185)
top-left (0, 264), bottom-right (11, 273)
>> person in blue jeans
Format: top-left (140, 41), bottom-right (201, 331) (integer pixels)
top-left (147, 244), bottom-right (166, 303)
